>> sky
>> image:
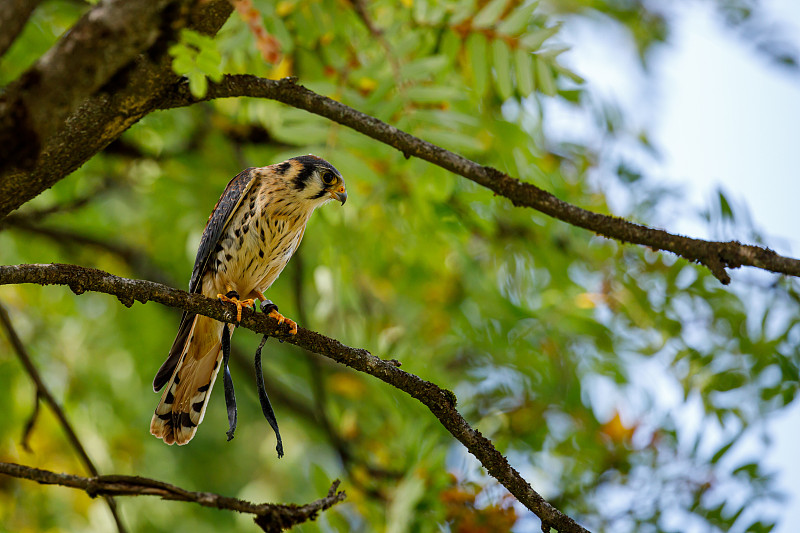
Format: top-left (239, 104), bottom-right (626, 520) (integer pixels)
top-left (554, 1), bottom-right (800, 531)
top-left (655, 1), bottom-right (800, 257)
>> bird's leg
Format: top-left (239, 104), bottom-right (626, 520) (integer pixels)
top-left (221, 324), bottom-right (237, 441)
top-left (254, 335), bottom-right (284, 458)
top-left (254, 290), bottom-right (298, 335)
top-left (217, 287), bottom-right (256, 323)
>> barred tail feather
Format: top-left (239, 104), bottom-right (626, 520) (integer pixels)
top-left (150, 316), bottom-right (231, 445)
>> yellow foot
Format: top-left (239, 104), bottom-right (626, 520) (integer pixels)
top-left (268, 309), bottom-right (298, 335)
top-left (217, 292), bottom-right (255, 322)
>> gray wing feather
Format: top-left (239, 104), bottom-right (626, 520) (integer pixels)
top-left (189, 167), bottom-right (258, 294)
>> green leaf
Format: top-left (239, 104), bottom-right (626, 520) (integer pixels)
top-left (519, 24), bottom-right (561, 51)
top-left (181, 28), bottom-right (215, 50)
top-left (710, 436), bottom-right (737, 464)
top-left (172, 55), bottom-right (195, 76)
top-left (404, 85), bottom-right (463, 103)
top-left (196, 48), bottom-right (223, 81)
top-left (497, 1), bottom-right (539, 35)
top-left (472, 0), bottom-right (509, 28)
top-left (400, 55), bottom-right (450, 81)
top-left (538, 45), bottom-right (570, 60)
top-left (492, 39), bottom-right (513, 100)
top-left (440, 29), bottom-right (461, 61)
top-left (515, 47), bottom-right (534, 96)
top-left (448, 0), bottom-right (476, 26)
top-left (466, 32), bottom-right (489, 97)
top-left (554, 62), bottom-right (585, 84)
top-left (718, 190), bottom-right (734, 220)
top-left (732, 462), bottom-right (760, 478)
top-left (535, 55), bottom-right (556, 96)
top-left (423, 128), bottom-right (486, 153)
top-left (187, 72), bottom-right (208, 98)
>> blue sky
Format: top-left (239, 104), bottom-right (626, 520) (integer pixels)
top-left (655, 4), bottom-right (800, 532)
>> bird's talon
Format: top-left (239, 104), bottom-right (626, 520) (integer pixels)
top-left (268, 309), bottom-right (285, 325)
top-left (268, 309), bottom-right (298, 335)
top-left (218, 292), bottom-right (255, 322)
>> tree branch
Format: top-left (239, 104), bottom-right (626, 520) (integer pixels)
top-left (0, 0), bottom-right (181, 173)
top-left (158, 75), bottom-right (800, 285)
top-left (0, 302), bottom-right (127, 533)
top-left (0, 262), bottom-right (590, 533)
top-left (0, 0), bottom-right (41, 58)
top-left (0, 462), bottom-right (344, 532)
top-left (0, 0), bottom-right (234, 218)
top-left (0, 217), bottom-right (175, 286)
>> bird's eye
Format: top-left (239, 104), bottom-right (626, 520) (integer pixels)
top-left (321, 171), bottom-right (336, 185)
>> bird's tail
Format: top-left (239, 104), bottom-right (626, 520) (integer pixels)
top-left (150, 315), bottom-right (230, 445)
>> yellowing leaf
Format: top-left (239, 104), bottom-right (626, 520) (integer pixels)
top-left (600, 411), bottom-right (637, 444)
top-left (357, 77), bottom-right (378, 93)
top-left (268, 55), bottom-right (293, 79)
top-left (328, 372), bottom-right (367, 399)
top-left (276, 1), bottom-right (295, 17)
top-left (574, 292), bottom-right (597, 309)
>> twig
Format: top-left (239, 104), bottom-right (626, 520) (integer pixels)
top-left (20, 389), bottom-right (41, 452)
top-left (0, 263), bottom-right (591, 533)
top-left (0, 462), bottom-right (345, 532)
top-left (348, 0), bottom-right (401, 82)
top-left (5, 177), bottom-right (116, 221)
top-left (158, 75), bottom-right (800, 284)
top-left (0, 217), bottom-right (175, 286)
top-left (0, 302), bottom-right (128, 533)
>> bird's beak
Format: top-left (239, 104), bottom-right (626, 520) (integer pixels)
top-left (330, 185), bottom-right (347, 205)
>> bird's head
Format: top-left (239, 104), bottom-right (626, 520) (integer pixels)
top-left (279, 154), bottom-right (347, 208)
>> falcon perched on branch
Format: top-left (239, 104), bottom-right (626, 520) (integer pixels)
top-left (150, 155), bottom-right (347, 446)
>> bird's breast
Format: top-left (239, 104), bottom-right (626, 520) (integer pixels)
top-left (203, 195), bottom-right (309, 298)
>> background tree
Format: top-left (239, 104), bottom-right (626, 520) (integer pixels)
top-left (0, 1), bottom-right (797, 532)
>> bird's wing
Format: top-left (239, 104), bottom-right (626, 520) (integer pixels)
top-left (189, 167), bottom-right (259, 294)
top-left (152, 168), bottom-right (259, 393)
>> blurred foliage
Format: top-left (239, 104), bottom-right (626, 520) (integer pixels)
top-left (1, 0), bottom-right (798, 532)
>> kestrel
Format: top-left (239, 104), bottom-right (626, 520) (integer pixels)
top-left (150, 155), bottom-right (347, 445)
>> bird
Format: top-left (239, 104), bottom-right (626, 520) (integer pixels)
top-left (150, 155), bottom-right (347, 445)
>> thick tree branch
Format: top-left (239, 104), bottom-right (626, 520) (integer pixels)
top-left (158, 75), bottom-right (800, 284)
top-left (0, 302), bottom-right (127, 533)
top-left (0, 0), bottom-right (180, 173)
top-left (0, 0), bottom-right (41, 58)
top-left (0, 0), bottom-right (234, 218)
top-left (0, 462), bottom-right (344, 532)
top-left (0, 263), bottom-right (589, 533)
